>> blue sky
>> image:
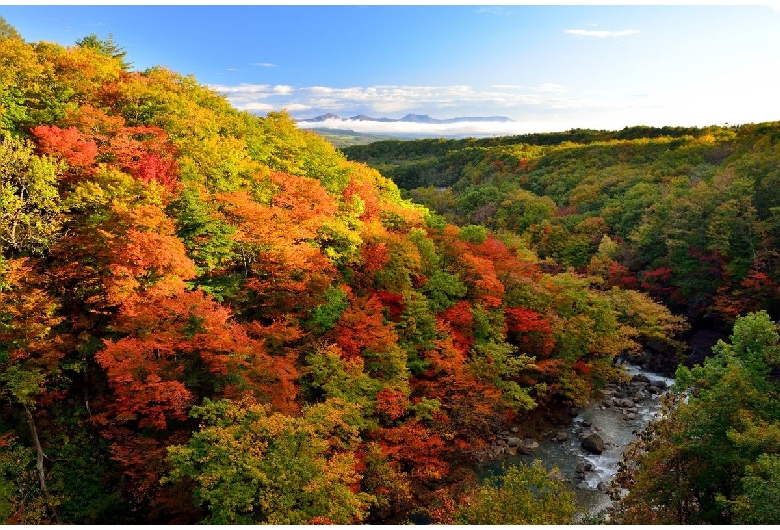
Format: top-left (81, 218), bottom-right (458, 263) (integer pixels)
top-left (2, 5), bottom-right (780, 135)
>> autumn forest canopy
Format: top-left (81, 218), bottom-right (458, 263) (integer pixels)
top-left (1, 21), bottom-right (779, 524)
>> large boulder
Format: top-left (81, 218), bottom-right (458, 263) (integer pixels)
top-left (576, 461), bottom-right (594, 474)
top-left (581, 433), bottom-right (605, 454)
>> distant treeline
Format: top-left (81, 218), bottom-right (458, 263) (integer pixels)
top-left (341, 125), bottom-right (725, 190)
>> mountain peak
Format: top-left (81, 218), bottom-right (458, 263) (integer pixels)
top-left (299, 113), bottom-right (514, 124)
top-left (305, 113), bottom-right (341, 122)
top-left (400, 114), bottom-right (434, 123)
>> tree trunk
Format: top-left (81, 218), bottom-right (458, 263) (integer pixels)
top-left (22, 404), bottom-right (60, 523)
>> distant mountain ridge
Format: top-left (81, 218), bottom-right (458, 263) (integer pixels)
top-left (300, 113), bottom-right (515, 124)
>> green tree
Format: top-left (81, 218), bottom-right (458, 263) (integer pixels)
top-left (495, 187), bottom-right (556, 234)
top-left (729, 453), bottom-right (780, 524)
top-left (453, 461), bottom-right (576, 524)
top-left (0, 16), bottom-right (21, 40)
top-left (422, 270), bottom-right (467, 312)
top-left (0, 136), bottom-right (65, 256)
top-left (75, 33), bottom-right (131, 70)
top-left (308, 284), bottom-right (349, 332)
top-left (0, 437), bottom-right (56, 524)
top-left (613, 311), bottom-right (780, 524)
top-left (166, 398), bottom-right (374, 524)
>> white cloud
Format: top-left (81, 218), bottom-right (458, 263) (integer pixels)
top-left (212, 81), bottom-right (754, 135)
top-left (210, 84), bottom-right (271, 95)
top-left (297, 117), bottom-right (593, 137)
top-left (272, 85), bottom-right (294, 95)
top-left (210, 84), bottom-right (295, 99)
top-left (209, 83), bottom-right (584, 120)
top-left (476, 6), bottom-right (511, 16)
top-left (565, 29), bottom-right (640, 38)
top-left (240, 102), bottom-right (275, 112)
top-left (284, 103), bottom-right (312, 111)
top-left (534, 83), bottom-right (567, 93)
top-left (251, 62), bottom-right (277, 68)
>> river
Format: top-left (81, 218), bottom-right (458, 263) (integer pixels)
top-left (477, 364), bottom-right (675, 519)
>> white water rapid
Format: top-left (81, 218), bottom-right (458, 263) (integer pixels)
top-left (479, 364), bottom-right (675, 518)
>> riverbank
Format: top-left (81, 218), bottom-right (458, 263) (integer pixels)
top-left (474, 364), bottom-right (674, 518)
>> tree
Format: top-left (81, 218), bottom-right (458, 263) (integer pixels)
top-left (613, 311), bottom-right (780, 524)
top-left (0, 259), bottom-right (65, 522)
top-left (0, 136), bottom-right (65, 256)
top-left (76, 33), bottom-right (131, 70)
top-left (0, 435), bottom-right (57, 524)
top-left (0, 16), bottom-right (21, 41)
top-left (216, 172), bottom-right (338, 317)
top-left (729, 453), bottom-right (780, 524)
top-left (453, 461), bottom-right (576, 524)
top-left (166, 398), bottom-right (374, 524)
top-left (495, 187), bottom-right (556, 234)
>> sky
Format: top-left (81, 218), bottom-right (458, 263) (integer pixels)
top-left (2, 4), bottom-right (780, 136)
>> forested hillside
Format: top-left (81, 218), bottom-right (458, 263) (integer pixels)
top-left (344, 123), bottom-right (780, 335)
top-left (0, 23), bottom-right (690, 524)
top-left (343, 116), bottom-right (780, 524)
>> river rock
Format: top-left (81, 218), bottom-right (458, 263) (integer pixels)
top-left (556, 431), bottom-right (568, 442)
top-left (524, 438), bottom-right (539, 449)
top-left (625, 412), bottom-right (637, 420)
top-left (597, 481), bottom-right (609, 492)
top-left (576, 462), bottom-right (594, 474)
top-left (581, 433), bottom-right (605, 454)
top-left (507, 436), bottom-right (521, 447)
